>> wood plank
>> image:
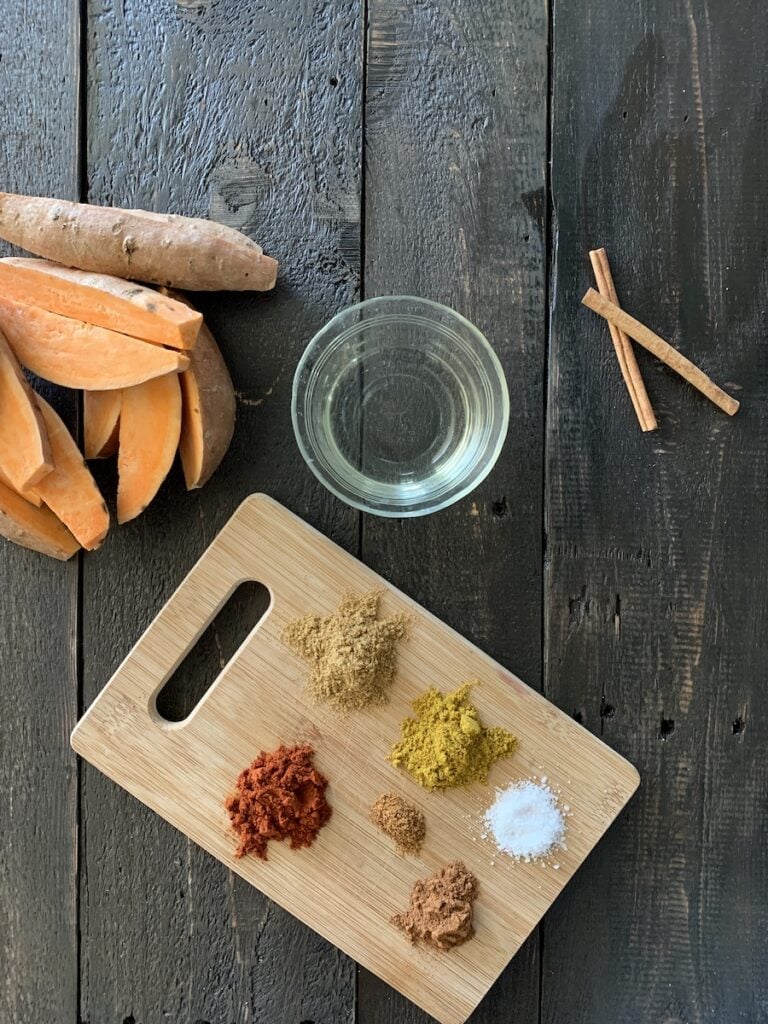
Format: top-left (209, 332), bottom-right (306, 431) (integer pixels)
top-left (73, 495), bottom-right (638, 1024)
top-left (545, 2), bottom-right (768, 1021)
top-left (0, 3), bottom-right (80, 1021)
top-left (358, 1), bottom-right (548, 1020)
top-left (80, 2), bottom-right (362, 1021)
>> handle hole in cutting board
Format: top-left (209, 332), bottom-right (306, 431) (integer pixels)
top-left (154, 581), bottom-right (271, 723)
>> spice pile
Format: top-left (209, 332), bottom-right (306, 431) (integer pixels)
top-left (370, 793), bottom-right (426, 855)
top-left (391, 861), bottom-right (478, 950)
top-left (389, 682), bottom-right (518, 790)
top-left (283, 591), bottom-right (410, 713)
top-left (484, 780), bottom-right (565, 861)
top-left (225, 744), bottom-right (332, 860)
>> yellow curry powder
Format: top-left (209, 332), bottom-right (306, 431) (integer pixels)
top-left (389, 682), bottom-right (517, 790)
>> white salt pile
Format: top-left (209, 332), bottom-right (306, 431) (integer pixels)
top-left (484, 780), bottom-right (565, 861)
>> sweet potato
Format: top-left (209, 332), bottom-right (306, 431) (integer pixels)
top-left (0, 477), bottom-right (79, 560)
top-left (0, 193), bottom-right (278, 291)
top-left (0, 327), bottom-right (52, 489)
top-left (0, 296), bottom-right (189, 389)
top-left (0, 258), bottom-right (202, 349)
top-left (33, 397), bottom-right (110, 550)
top-left (0, 466), bottom-right (43, 507)
top-left (118, 373), bottom-right (182, 524)
top-left (179, 323), bottom-right (236, 488)
top-left (84, 390), bottom-right (121, 459)
top-left (161, 290), bottom-right (236, 489)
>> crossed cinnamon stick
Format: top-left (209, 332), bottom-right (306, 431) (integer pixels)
top-left (584, 249), bottom-right (739, 422)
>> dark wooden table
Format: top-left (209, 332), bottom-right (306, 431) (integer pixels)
top-left (2, 1), bottom-right (765, 1022)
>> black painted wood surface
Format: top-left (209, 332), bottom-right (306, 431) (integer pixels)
top-left (0, 3), bottom-right (80, 1021)
top-left (0, 0), bottom-right (765, 1021)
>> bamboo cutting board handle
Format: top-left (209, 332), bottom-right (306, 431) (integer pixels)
top-left (104, 498), bottom-right (268, 714)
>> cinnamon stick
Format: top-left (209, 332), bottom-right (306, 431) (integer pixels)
top-left (588, 249), bottom-right (657, 431)
top-left (582, 288), bottom-right (740, 416)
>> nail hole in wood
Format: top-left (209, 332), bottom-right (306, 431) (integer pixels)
top-left (154, 581), bottom-right (271, 724)
top-left (492, 497), bottom-right (508, 518)
top-left (329, 76), bottom-right (338, 87)
top-left (660, 717), bottom-right (675, 739)
top-left (732, 716), bottom-right (745, 735)
top-left (600, 701), bottom-right (615, 719)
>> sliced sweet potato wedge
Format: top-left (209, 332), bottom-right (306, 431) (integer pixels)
top-left (84, 390), bottom-right (121, 459)
top-left (0, 295), bottom-right (189, 389)
top-left (0, 258), bottom-right (202, 349)
top-left (0, 476), bottom-right (79, 560)
top-left (118, 373), bottom-right (182, 524)
top-left (33, 396), bottom-right (110, 550)
top-left (161, 290), bottom-right (235, 489)
top-left (0, 466), bottom-right (43, 507)
top-left (0, 326), bottom-right (52, 489)
top-left (179, 323), bottom-right (236, 489)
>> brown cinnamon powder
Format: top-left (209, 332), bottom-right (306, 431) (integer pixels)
top-left (391, 860), bottom-right (478, 950)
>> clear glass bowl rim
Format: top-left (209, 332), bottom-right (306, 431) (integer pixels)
top-left (291, 295), bottom-right (510, 517)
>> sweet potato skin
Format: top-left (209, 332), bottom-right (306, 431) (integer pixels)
top-left (84, 390), bottom-right (121, 459)
top-left (0, 193), bottom-right (278, 291)
top-left (33, 396), bottom-right (110, 550)
top-left (161, 289), bottom-right (236, 489)
top-left (179, 324), bottom-right (236, 489)
top-left (118, 373), bottom-right (182, 524)
top-left (0, 295), bottom-right (189, 389)
top-left (0, 476), bottom-right (80, 560)
top-left (0, 327), bottom-right (52, 489)
top-left (0, 258), bottom-right (203, 349)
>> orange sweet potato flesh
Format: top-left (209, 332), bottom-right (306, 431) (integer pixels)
top-left (84, 390), bottom-right (121, 459)
top-left (0, 476), bottom-right (79, 560)
top-left (118, 373), bottom-right (182, 524)
top-left (0, 327), bottom-right (52, 489)
top-left (0, 193), bottom-right (278, 292)
top-left (0, 258), bottom-right (202, 349)
top-left (0, 466), bottom-right (43, 507)
top-left (33, 396), bottom-right (110, 550)
top-left (0, 295), bottom-right (189, 389)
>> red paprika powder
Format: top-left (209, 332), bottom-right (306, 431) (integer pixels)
top-left (225, 743), bottom-right (332, 860)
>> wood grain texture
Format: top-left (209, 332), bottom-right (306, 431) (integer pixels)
top-left (546, 1), bottom-right (768, 1021)
top-left (0, 2), bottom-right (80, 1021)
top-left (359, 1), bottom-right (548, 1020)
top-left (80, 2), bottom-right (362, 1021)
top-left (73, 495), bottom-right (638, 1024)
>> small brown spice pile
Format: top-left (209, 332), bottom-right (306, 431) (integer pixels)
top-left (391, 861), bottom-right (479, 951)
top-left (225, 744), bottom-right (332, 860)
top-left (370, 792), bottom-right (426, 855)
top-left (283, 590), bottom-right (410, 714)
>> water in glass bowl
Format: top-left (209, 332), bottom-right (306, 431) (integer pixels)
top-left (292, 297), bottom-right (509, 517)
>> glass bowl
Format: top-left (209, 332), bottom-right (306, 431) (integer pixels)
top-left (291, 296), bottom-right (509, 517)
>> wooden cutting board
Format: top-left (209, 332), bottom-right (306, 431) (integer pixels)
top-left (72, 494), bottom-right (639, 1024)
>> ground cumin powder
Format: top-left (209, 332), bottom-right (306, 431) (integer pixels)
top-left (389, 682), bottom-right (518, 789)
top-left (225, 744), bottom-right (331, 860)
top-left (283, 591), bottom-right (410, 713)
top-left (391, 861), bottom-right (478, 950)
top-left (370, 792), bottom-right (426, 854)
